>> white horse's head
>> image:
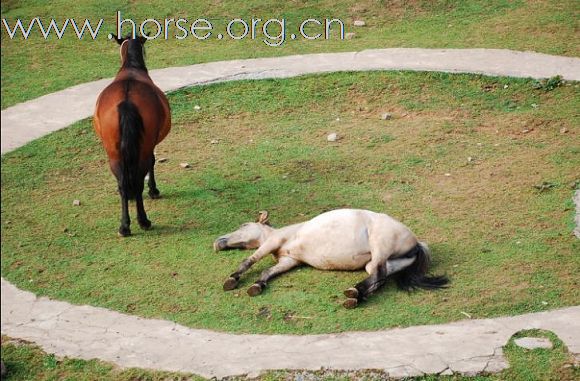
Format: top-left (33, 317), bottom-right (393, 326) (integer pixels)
top-left (213, 211), bottom-right (273, 252)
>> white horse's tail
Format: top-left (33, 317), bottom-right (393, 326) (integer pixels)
top-left (392, 242), bottom-right (449, 290)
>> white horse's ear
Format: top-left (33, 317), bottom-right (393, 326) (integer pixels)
top-left (256, 211), bottom-right (269, 225)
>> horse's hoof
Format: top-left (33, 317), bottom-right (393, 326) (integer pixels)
top-left (247, 283), bottom-right (263, 297)
top-left (118, 227), bottom-right (131, 237)
top-left (344, 287), bottom-right (359, 299)
top-left (139, 219), bottom-right (152, 230)
top-left (343, 298), bottom-right (358, 309)
top-left (149, 190), bottom-right (161, 199)
top-left (223, 277), bottom-right (238, 291)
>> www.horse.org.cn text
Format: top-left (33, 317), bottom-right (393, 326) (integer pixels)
top-left (2, 11), bottom-right (346, 47)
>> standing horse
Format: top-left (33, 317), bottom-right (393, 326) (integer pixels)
top-left (94, 35), bottom-right (171, 236)
top-left (215, 209), bottom-right (448, 308)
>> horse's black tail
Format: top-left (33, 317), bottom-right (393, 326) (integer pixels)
top-left (118, 100), bottom-right (144, 200)
top-left (392, 242), bottom-right (449, 291)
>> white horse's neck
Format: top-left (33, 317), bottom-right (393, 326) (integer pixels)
top-left (259, 222), bottom-right (304, 246)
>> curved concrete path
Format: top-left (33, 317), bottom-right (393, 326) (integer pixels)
top-left (2, 48), bottom-right (580, 379)
top-left (2, 48), bottom-right (580, 154)
top-left (2, 279), bottom-right (579, 378)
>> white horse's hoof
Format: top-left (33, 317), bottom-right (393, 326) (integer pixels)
top-left (343, 298), bottom-right (358, 309)
top-left (247, 283), bottom-right (263, 296)
top-left (344, 287), bottom-right (359, 299)
top-left (223, 277), bottom-right (238, 291)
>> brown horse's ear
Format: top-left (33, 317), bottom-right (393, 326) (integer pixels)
top-left (138, 32), bottom-right (150, 44)
top-left (256, 211), bottom-right (269, 225)
top-left (111, 34), bottom-right (124, 45)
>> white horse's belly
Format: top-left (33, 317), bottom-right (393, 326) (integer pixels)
top-left (283, 210), bottom-right (373, 270)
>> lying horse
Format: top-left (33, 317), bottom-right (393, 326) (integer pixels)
top-left (94, 34), bottom-right (171, 236)
top-left (215, 209), bottom-right (448, 308)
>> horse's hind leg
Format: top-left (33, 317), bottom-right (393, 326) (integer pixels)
top-left (343, 256), bottom-right (416, 309)
top-left (118, 188), bottom-right (131, 237)
top-left (247, 256), bottom-right (301, 296)
top-left (343, 263), bottom-right (388, 309)
top-left (135, 179), bottom-right (152, 230)
top-left (147, 154), bottom-right (161, 199)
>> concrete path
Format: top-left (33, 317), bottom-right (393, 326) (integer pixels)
top-left (2, 48), bottom-right (580, 154)
top-left (2, 279), bottom-right (579, 379)
top-left (2, 48), bottom-right (580, 379)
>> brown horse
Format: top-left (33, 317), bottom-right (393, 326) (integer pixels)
top-left (94, 35), bottom-right (171, 236)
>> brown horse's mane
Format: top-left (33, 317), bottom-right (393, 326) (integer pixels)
top-left (121, 36), bottom-right (147, 72)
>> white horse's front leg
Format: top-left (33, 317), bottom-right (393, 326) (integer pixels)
top-left (247, 256), bottom-right (301, 296)
top-left (223, 238), bottom-right (281, 291)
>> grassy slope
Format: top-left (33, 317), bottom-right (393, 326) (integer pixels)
top-left (1, 71), bottom-right (578, 335)
top-left (2, 330), bottom-right (578, 380)
top-left (1, 0), bottom-right (579, 108)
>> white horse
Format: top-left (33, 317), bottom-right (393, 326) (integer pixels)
top-left (214, 209), bottom-right (448, 308)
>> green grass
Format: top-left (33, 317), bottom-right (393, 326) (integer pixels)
top-left (2, 330), bottom-right (577, 380)
top-left (0, 336), bottom-right (200, 381)
top-left (1, 0), bottom-right (579, 108)
top-left (2, 71), bottom-right (579, 335)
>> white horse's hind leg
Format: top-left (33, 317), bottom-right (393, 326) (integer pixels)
top-left (343, 260), bottom-right (388, 309)
top-left (247, 256), bottom-right (301, 296)
top-left (343, 236), bottom-right (417, 308)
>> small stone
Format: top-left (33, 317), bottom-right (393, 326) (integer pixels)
top-left (72, 199), bottom-right (81, 206)
top-left (476, 142), bottom-right (483, 146)
top-left (353, 20), bottom-right (366, 27)
top-left (345, 32), bottom-right (356, 40)
top-left (541, 301), bottom-right (548, 305)
top-left (157, 157), bottom-right (168, 163)
top-left (504, 84), bottom-right (509, 89)
top-left (560, 127), bottom-right (568, 134)
top-left (440, 369), bottom-right (453, 376)
top-left (335, 117), bottom-right (340, 121)
top-left (327, 133), bottom-right (338, 142)
top-left (193, 105), bottom-right (201, 110)
top-left (514, 337), bottom-right (553, 350)
top-left (180, 163), bottom-right (191, 169)
top-left (210, 139), bottom-right (219, 144)
top-left (380, 112), bottom-right (392, 120)
top-left (467, 156), bottom-right (474, 162)
top-left (522, 129), bottom-right (530, 134)
top-left (444, 173), bottom-right (451, 177)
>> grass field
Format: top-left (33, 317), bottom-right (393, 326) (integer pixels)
top-left (2, 330), bottom-right (578, 380)
top-left (2, 2), bottom-right (579, 379)
top-left (2, 71), bottom-right (578, 335)
top-left (1, 0), bottom-right (579, 108)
